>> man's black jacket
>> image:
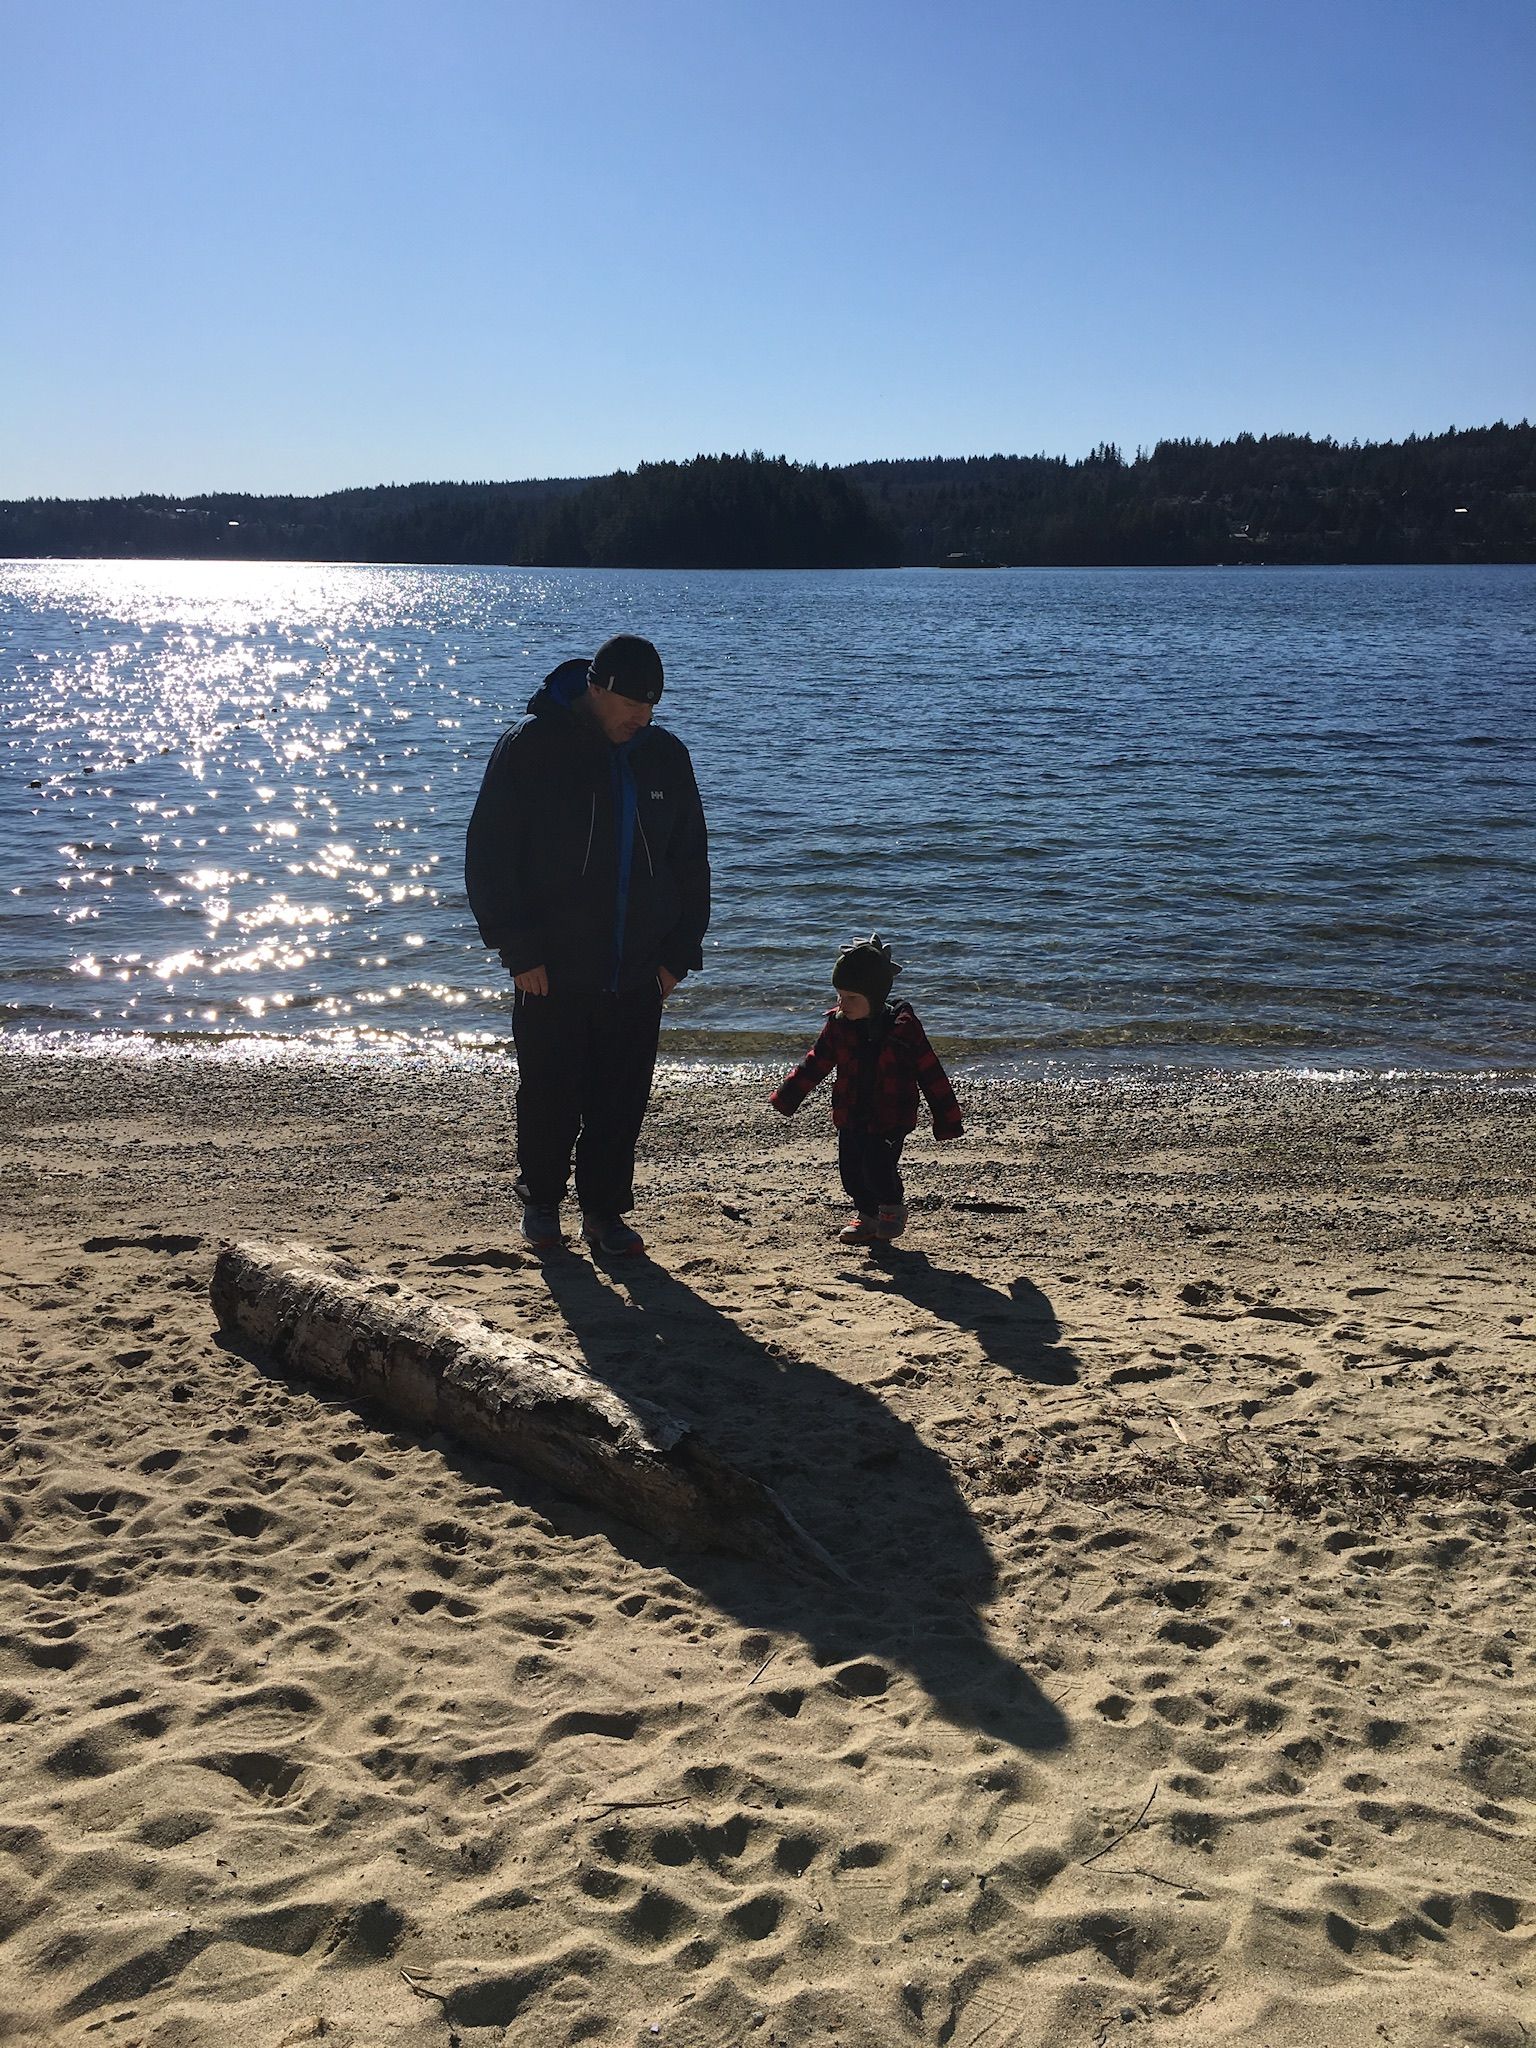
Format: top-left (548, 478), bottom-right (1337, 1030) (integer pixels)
top-left (464, 660), bottom-right (710, 993)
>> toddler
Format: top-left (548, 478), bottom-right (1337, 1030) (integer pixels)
top-left (770, 935), bottom-right (962, 1244)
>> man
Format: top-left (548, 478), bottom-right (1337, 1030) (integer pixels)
top-left (465, 634), bottom-right (710, 1256)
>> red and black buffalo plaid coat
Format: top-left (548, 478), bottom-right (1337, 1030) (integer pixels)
top-left (771, 1001), bottom-right (963, 1138)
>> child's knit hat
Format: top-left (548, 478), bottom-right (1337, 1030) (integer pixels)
top-left (832, 934), bottom-right (901, 1007)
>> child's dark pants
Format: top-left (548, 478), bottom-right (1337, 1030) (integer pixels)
top-left (838, 1128), bottom-right (905, 1217)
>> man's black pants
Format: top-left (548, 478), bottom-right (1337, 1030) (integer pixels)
top-left (838, 1127), bottom-right (906, 1217)
top-left (512, 983), bottom-right (663, 1219)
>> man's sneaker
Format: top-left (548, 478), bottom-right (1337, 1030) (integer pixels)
top-left (838, 1214), bottom-right (880, 1246)
top-left (876, 1203), bottom-right (908, 1240)
top-left (520, 1200), bottom-right (564, 1250)
top-left (582, 1215), bottom-right (645, 1258)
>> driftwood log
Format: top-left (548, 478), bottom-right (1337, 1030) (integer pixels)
top-left (210, 1240), bottom-right (839, 1575)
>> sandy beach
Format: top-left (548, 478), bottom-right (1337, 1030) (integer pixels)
top-left (1, 1048), bottom-right (1533, 2048)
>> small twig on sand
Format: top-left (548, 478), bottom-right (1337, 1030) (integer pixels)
top-left (1096, 1863), bottom-right (1205, 1895)
top-left (400, 1969), bottom-right (448, 2005)
top-left (1080, 1784), bottom-right (1159, 1868)
top-left (582, 1795), bottom-right (688, 1820)
top-left (748, 1648), bottom-right (781, 1685)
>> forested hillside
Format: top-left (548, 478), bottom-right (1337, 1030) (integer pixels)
top-left (849, 423), bottom-right (1536, 565)
top-left (4, 426), bottom-right (1531, 567)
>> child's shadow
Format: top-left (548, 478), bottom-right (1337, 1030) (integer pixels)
top-left (536, 1253), bottom-right (1071, 1756)
top-left (845, 1258), bottom-right (1080, 1385)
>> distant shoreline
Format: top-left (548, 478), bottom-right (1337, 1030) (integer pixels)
top-left (7, 555), bottom-right (1536, 570)
top-left (5, 426), bottom-right (1532, 569)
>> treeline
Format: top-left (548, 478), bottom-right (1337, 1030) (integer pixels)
top-left (848, 423), bottom-right (1536, 565)
top-left (0, 476), bottom-right (585, 565)
top-left (4, 426), bottom-right (1533, 568)
top-left (360, 454), bottom-right (897, 568)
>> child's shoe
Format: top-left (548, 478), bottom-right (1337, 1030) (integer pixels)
top-left (838, 1214), bottom-right (880, 1245)
top-left (876, 1203), bottom-right (908, 1240)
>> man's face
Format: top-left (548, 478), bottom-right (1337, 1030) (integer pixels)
top-left (586, 683), bottom-right (655, 744)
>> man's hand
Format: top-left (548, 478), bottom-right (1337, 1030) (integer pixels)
top-left (657, 966), bottom-right (680, 1001)
top-left (513, 965), bottom-right (549, 996)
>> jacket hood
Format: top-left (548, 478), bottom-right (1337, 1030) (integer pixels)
top-left (525, 657), bottom-right (591, 718)
top-left (825, 998), bottom-right (914, 1026)
top-left (524, 657), bottom-right (658, 760)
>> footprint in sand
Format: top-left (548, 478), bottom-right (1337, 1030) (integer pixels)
top-left (220, 1502), bottom-right (275, 1540)
top-left (135, 1811), bottom-right (212, 1848)
top-left (774, 1830), bottom-right (823, 1876)
top-left (533, 1707), bottom-right (642, 1747)
top-left (196, 1680), bottom-right (322, 1724)
top-left (0, 1628), bottom-right (87, 1671)
top-left (1109, 1361), bottom-right (1176, 1386)
top-left (724, 1889), bottom-right (786, 1939)
top-left (195, 1749), bottom-right (306, 1801)
top-left (1158, 1577), bottom-right (1216, 1612)
top-left (827, 1658), bottom-right (893, 1699)
top-left (1158, 1617), bottom-right (1228, 1652)
top-left (616, 1884), bottom-right (697, 1947)
top-left (1240, 1695), bottom-right (1288, 1734)
top-left (146, 1619), bottom-right (202, 1659)
top-left (42, 1733), bottom-right (120, 1780)
top-left (651, 1814), bottom-right (754, 1868)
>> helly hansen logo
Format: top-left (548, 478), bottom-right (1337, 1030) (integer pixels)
top-left (650, 789), bottom-right (664, 799)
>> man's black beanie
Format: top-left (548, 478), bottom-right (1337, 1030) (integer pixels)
top-left (832, 934), bottom-right (901, 1007)
top-left (590, 634), bottom-right (664, 704)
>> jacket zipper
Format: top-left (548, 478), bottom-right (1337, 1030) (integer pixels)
top-left (580, 793), bottom-right (596, 875)
top-left (636, 811), bottom-right (655, 875)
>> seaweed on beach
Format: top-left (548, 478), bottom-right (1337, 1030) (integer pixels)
top-left (1267, 1446), bottom-right (1536, 1519)
top-left (1047, 1441), bottom-right (1536, 1525)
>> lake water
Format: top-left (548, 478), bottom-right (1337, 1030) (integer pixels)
top-left (2, 559), bottom-right (1532, 1073)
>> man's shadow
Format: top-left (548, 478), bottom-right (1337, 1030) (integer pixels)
top-left (843, 1257), bottom-right (1080, 1385)
top-left (536, 1252), bottom-right (1073, 1756)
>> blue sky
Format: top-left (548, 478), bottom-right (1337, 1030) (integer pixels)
top-left (3, 0), bottom-right (1532, 496)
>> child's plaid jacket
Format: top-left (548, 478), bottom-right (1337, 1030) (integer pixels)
top-left (771, 1000), bottom-right (963, 1138)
